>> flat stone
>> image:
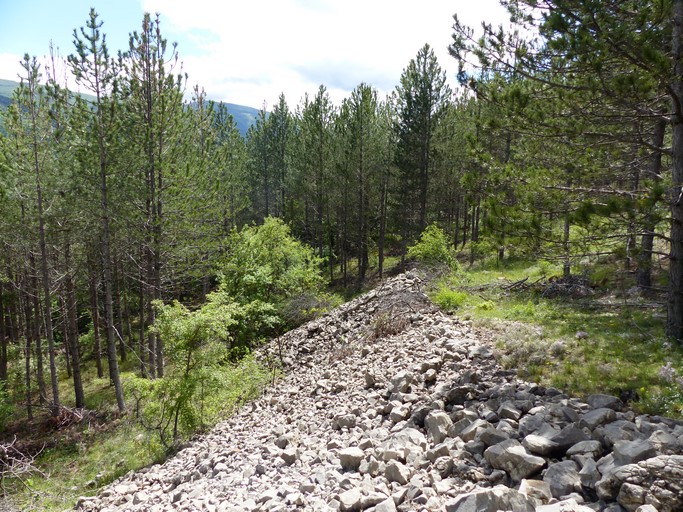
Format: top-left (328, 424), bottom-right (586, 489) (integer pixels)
top-left (523, 434), bottom-right (560, 456)
top-left (612, 439), bottom-right (657, 467)
top-left (579, 408), bottom-right (617, 429)
top-left (586, 394), bottom-right (623, 411)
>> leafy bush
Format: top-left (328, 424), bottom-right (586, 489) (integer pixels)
top-left (433, 287), bottom-right (469, 312)
top-left (128, 292), bottom-right (271, 448)
top-left (220, 217), bottom-right (324, 304)
top-left (407, 224), bottom-right (458, 271)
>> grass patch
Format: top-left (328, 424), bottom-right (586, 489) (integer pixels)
top-left (3, 355), bottom-right (272, 511)
top-left (430, 258), bottom-right (683, 418)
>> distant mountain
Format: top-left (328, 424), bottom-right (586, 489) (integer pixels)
top-left (211, 102), bottom-right (260, 137)
top-left (0, 78), bottom-right (259, 137)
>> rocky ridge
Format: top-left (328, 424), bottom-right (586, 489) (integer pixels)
top-left (77, 272), bottom-right (683, 512)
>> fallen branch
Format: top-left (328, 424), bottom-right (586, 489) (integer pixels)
top-left (0, 435), bottom-right (46, 496)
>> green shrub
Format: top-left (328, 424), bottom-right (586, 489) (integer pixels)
top-left (220, 217), bottom-right (324, 304)
top-left (433, 287), bottom-right (469, 312)
top-left (407, 224), bottom-right (458, 271)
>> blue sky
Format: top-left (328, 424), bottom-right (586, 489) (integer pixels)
top-left (1, 0), bottom-right (144, 58)
top-left (0, 0), bottom-right (510, 108)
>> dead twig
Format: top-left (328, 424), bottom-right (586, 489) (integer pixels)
top-left (0, 436), bottom-right (46, 496)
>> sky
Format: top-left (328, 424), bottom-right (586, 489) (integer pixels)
top-left (0, 0), bottom-right (511, 109)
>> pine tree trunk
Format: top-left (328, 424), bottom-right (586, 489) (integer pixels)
top-left (61, 297), bottom-right (72, 379)
top-left (113, 259), bottom-right (126, 362)
top-left (64, 242), bottom-right (85, 408)
top-left (668, 0), bottom-right (683, 342)
top-left (0, 282), bottom-right (7, 383)
top-left (21, 291), bottom-right (33, 420)
top-left (29, 259), bottom-right (46, 405)
top-left (89, 273), bottom-right (104, 379)
top-left (636, 117), bottom-right (666, 288)
top-left (99, 131), bottom-right (125, 411)
top-left (378, 175), bottom-right (388, 280)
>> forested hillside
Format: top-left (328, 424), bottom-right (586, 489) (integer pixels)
top-left (0, 78), bottom-right (259, 136)
top-left (1, 2), bottom-right (683, 509)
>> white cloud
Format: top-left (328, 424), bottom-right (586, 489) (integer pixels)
top-left (0, 53), bottom-right (27, 83)
top-left (142, 0), bottom-right (510, 108)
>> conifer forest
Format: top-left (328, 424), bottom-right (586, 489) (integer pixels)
top-left (2, 2), bottom-right (683, 507)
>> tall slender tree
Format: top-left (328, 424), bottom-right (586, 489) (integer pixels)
top-left (69, 8), bottom-right (125, 410)
top-left (394, 44), bottom-right (452, 248)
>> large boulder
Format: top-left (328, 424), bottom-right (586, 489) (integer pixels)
top-left (483, 439), bottom-right (546, 482)
top-left (595, 455), bottom-right (683, 512)
top-left (445, 485), bottom-right (537, 512)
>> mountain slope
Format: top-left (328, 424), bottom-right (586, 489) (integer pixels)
top-left (0, 78), bottom-right (259, 137)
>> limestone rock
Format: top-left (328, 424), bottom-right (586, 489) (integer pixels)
top-left (339, 447), bottom-right (365, 471)
top-left (543, 460), bottom-right (582, 499)
top-left (483, 439), bottom-right (546, 482)
top-left (444, 485), bottom-right (536, 512)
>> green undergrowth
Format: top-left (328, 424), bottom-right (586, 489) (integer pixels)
top-left (3, 355), bottom-right (272, 512)
top-left (429, 258), bottom-right (683, 419)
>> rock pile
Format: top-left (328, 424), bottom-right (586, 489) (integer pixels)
top-left (77, 272), bottom-right (683, 512)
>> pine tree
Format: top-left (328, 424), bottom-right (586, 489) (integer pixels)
top-left (394, 44), bottom-right (452, 250)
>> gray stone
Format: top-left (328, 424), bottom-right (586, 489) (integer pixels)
top-left (578, 457), bottom-right (599, 489)
top-left (596, 454), bottom-right (683, 511)
top-left (519, 413), bottom-right (547, 436)
top-left (334, 414), bottom-right (358, 430)
top-left (479, 427), bottom-right (509, 447)
top-left (460, 419), bottom-right (492, 442)
top-left (635, 506), bottom-right (659, 512)
top-left (648, 430), bottom-right (680, 452)
top-left (586, 394), bottom-right (623, 411)
top-left (566, 440), bottom-right (603, 458)
top-left (543, 460), bottom-right (582, 499)
top-left (536, 499), bottom-right (596, 511)
top-left (433, 456), bottom-right (454, 479)
top-left (389, 403), bottom-right (411, 423)
top-left (518, 479), bottom-right (552, 503)
top-left (444, 485), bottom-right (536, 512)
top-left (385, 460), bottom-right (412, 485)
top-left (390, 370), bottom-right (413, 393)
top-left (339, 488), bottom-right (363, 512)
top-left (372, 497), bottom-right (397, 512)
top-left (579, 408), bottom-right (617, 429)
top-left (498, 402), bottom-right (522, 421)
top-left (483, 439), bottom-right (546, 482)
top-left (339, 447), bottom-right (365, 471)
top-left (523, 434), bottom-right (560, 456)
top-left (424, 411), bottom-right (453, 444)
top-left (550, 425), bottom-right (590, 453)
top-left (617, 482), bottom-right (649, 512)
top-left (612, 439), bottom-right (657, 467)
top-left (280, 448), bottom-right (298, 465)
